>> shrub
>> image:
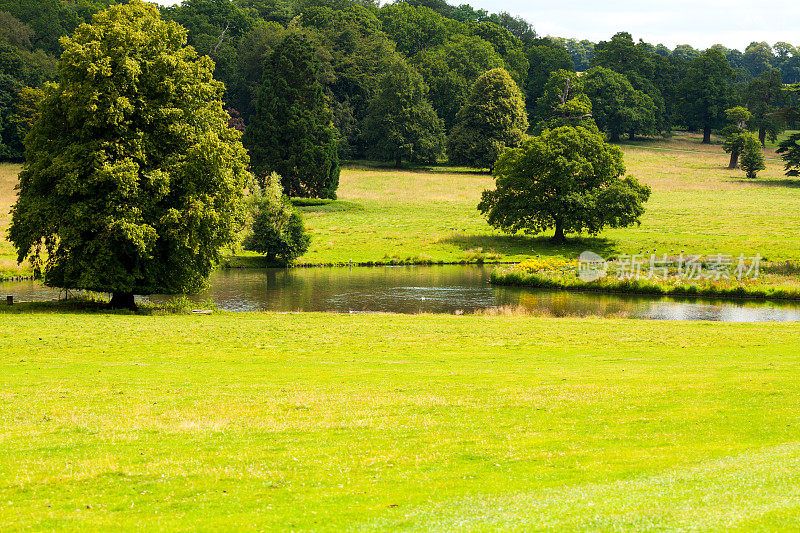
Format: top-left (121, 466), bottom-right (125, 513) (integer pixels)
top-left (243, 174), bottom-right (310, 265)
top-left (740, 132), bottom-right (766, 179)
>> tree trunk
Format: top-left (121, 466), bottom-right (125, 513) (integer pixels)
top-left (628, 131), bottom-right (635, 141)
top-left (395, 153), bottom-right (402, 168)
top-left (109, 292), bottom-right (136, 310)
top-left (702, 126), bottom-right (711, 144)
top-left (551, 220), bottom-right (566, 244)
top-left (759, 128), bottom-right (766, 147)
top-left (728, 149), bottom-right (740, 169)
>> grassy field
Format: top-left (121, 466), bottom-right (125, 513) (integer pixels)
top-left (290, 133), bottom-right (800, 265)
top-left (3, 133), bottom-right (800, 277)
top-left (1, 311), bottom-right (799, 530)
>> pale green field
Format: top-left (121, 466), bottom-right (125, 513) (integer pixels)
top-left (1, 311), bottom-right (800, 530)
top-left (3, 134), bottom-right (799, 276)
top-left (295, 135), bottom-right (800, 264)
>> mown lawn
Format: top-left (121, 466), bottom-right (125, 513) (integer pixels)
top-left (1, 311), bottom-right (800, 531)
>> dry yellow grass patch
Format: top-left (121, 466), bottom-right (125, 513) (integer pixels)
top-left (0, 163), bottom-right (20, 227)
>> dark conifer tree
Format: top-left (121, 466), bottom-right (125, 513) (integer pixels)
top-left (243, 33), bottom-right (340, 199)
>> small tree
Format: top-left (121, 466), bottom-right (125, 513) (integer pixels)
top-left (362, 58), bottom-right (444, 167)
top-left (740, 132), bottom-right (766, 179)
top-left (243, 174), bottom-right (310, 264)
top-left (243, 32), bottom-right (340, 199)
top-left (722, 106), bottom-right (752, 169)
top-left (8, 1), bottom-right (251, 309)
top-left (478, 126), bottom-right (650, 243)
top-left (447, 68), bottom-right (528, 170)
top-left (777, 132), bottom-right (800, 177)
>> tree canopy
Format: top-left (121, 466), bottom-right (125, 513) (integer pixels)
top-left (2, 0), bottom-right (800, 165)
top-left (243, 32), bottom-right (340, 199)
top-left (362, 58), bottom-right (444, 167)
top-left (478, 126), bottom-right (650, 243)
top-left (680, 48), bottom-right (735, 143)
top-left (8, 0), bottom-right (251, 308)
top-left (447, 68), bottom-right (528, 169)
top-left (721, 106), bottom-right (752, 170)
top-left (583, 66), bottom-right (657, 141)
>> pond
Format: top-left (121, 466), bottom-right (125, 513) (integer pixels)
top-left (2, 265), bottom-right (800, 322)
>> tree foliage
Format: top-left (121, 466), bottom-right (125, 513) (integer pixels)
top-left (532, 70), bottom-right (598, 134)
top-left (583, 66), bottom-right (657, 141)
top-left (745, 69), bottom-right (785, 145)
top-left (8, 0), bottom-right (251, 308)
top-left (721, 106), bottom-right (752, 169)
top-left (740, 132), bottom-right (765, 179)
top-left (680, 48), bottom-right (735, 143)
top-left (243, 32), bottom-right (340, 199)
top-left (777, 132), bottom-right (800, 177)
top-left (524, 39), bottom-right (574, 123)
top-left (413, 34), bottom-right (504, 129)
top-left (243, 173), bottom-right (310, 264)
top-left (362, 58), bottom-right (444, 167)
top-left (478, 126), bottom-right (650, 243)
top-left (447, 68), bottom-right (528, 169)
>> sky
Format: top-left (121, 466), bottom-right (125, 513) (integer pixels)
top-left (150, 0), bottom-right (800, 51)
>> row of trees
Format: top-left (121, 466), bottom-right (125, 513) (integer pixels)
top-left (3, 0), bottom-right (800, 175)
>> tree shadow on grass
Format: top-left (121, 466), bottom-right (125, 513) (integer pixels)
top-left (440, 233), bottom-right (619, 259)
top-left (731, 178), bottom-right (800, 189)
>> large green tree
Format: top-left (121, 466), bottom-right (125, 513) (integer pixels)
top-left (478, 126), bottom-right (650, 243)
top-left (524, 38), bottom-right (574, 123)
top-left (447, 68), bottom-right (528, 169)
top-left (680, 48), bottom-right (735, 143)
top-left (745, 69), bottom-right (785, 146)
top-left (591, 32), bottom-right (666, 131)
top-left (533, 70), bottom-right (597, 133)
top-left (583, 66), bottom-right (657, 141)
top-left (721, 106), bottom-right (752, 169)
top-left (362, 58), bottom-right (444, 167)
top-left (243, 32), bottom-right (340, 199)
top-left (414, 34), bottom-right (504, 130)
top-left (8, 0), bottom-right (251, 309)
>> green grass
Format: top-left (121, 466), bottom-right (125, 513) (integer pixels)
top-left (288, 134), bottom-right (800, 265)
top-left (4, 132), bottom-right (800, 274)
top-left (2, 311), bottom-right (800, 530)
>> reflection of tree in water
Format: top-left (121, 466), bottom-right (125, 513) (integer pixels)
top-left (12, 265), bottom-right (797, 319)
top-left (206, 265), bottom-right (498, 312)
top-left (516, 291), bottom-right (634, 317)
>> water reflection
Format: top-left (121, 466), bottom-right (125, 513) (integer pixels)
top-left (2, 265), bottom-right (800, 322)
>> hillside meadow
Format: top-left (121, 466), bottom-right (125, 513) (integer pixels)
top-left (2, 134), bottom-right (799, 277)
top-left (1, 311), bottom-right (800, 530)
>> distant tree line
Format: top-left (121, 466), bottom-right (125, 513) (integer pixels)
top-left (2, 0), bottom-right (800, 174)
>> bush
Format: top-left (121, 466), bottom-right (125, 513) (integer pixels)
top-left (243, 174), bottom-right (311, 265)
top-left (740, 132), bottom-right (766, 179)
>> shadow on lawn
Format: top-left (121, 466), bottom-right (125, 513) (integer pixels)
top-left (733, 178), bottom-right (800, 189)
top-left (440, 233), bottom-right (619, 259)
